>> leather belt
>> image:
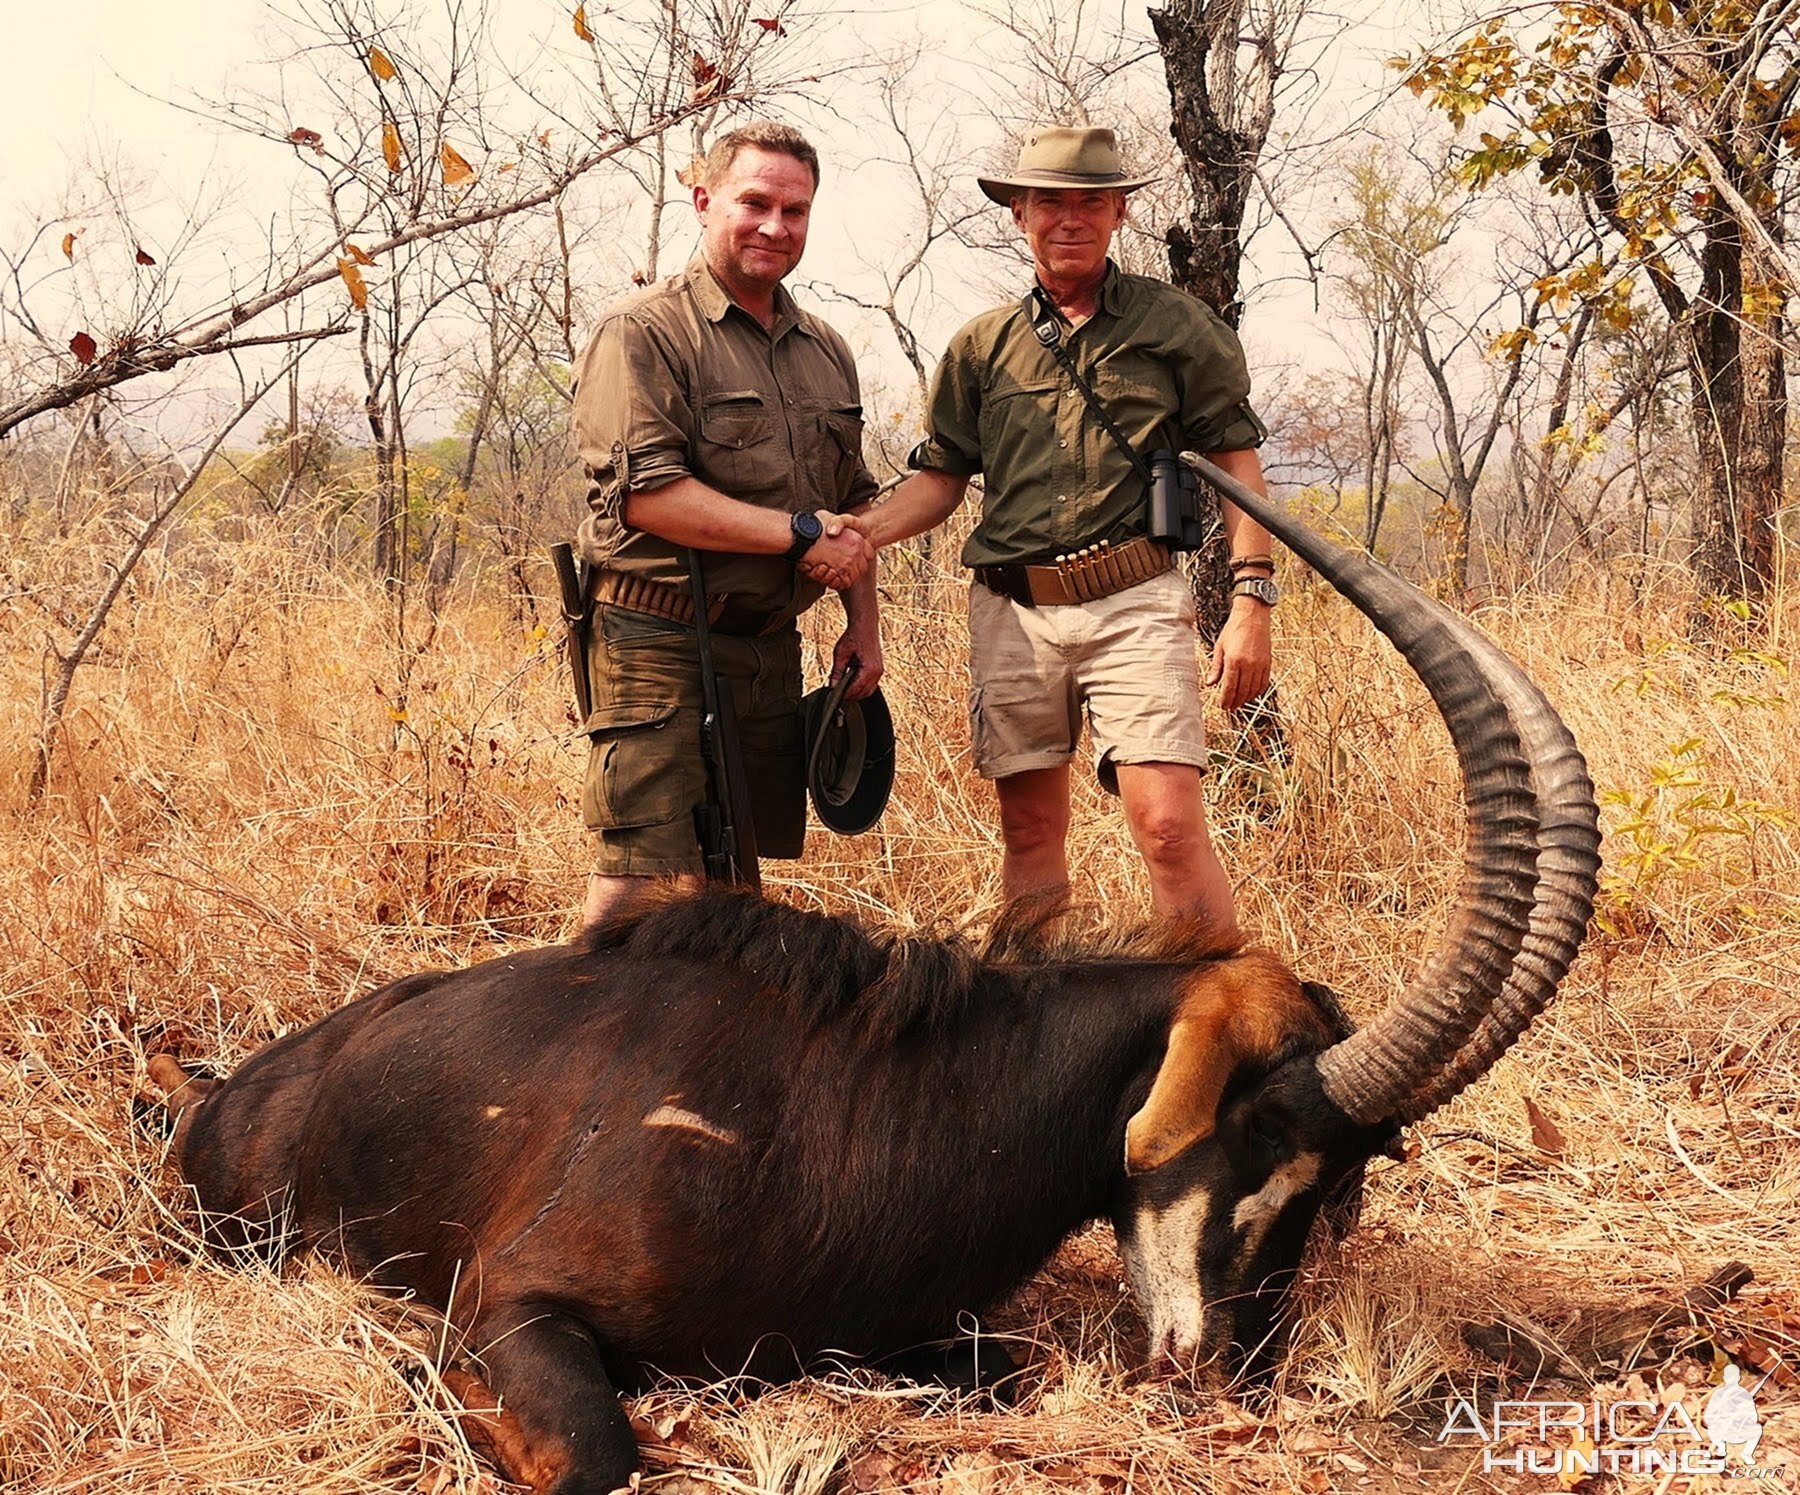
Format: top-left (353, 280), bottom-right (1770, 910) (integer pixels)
top-left (974, 536), bottom-right (1172, 608)
top-left (594, 569), bottom-right (789, 637)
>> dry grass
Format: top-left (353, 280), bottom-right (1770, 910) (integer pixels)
top-left (3, 517), bottom-right (1798, 1493)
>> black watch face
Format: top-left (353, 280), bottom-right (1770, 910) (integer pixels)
top-left (792, 511), bottom-right (824, 546)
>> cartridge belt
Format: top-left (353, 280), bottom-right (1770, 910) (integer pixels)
top-left (973, 536), bottom-right (1172, 609)
top-left (594, 569), bottom-right (790, 637)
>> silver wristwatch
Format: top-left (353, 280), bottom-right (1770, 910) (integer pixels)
top-left (1231, 576), bottom-right (1279, 607)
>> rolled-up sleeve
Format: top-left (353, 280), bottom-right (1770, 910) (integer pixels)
top-left (910, 333), bottom-right (985, 476)
top-left (571, 313), bottom-right (695, 521)
top-left (1176, 308), bottom-right (1267, 454)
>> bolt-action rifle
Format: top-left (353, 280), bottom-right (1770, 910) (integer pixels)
top-left (686, 549), bottom-right (760, 888)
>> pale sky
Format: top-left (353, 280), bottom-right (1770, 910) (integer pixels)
top-left (2, 0), bottom-right (1442, 442)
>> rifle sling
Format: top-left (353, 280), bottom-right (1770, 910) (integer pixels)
top-left (1027, 287), bottom-right (1154, 486)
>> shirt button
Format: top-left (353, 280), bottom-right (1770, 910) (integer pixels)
top-left (1057, 438), bottom-right (1067, 448)
top-left (1056, 494), bottom-right (1068, 503)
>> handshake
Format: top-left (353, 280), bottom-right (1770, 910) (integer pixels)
top-left (795, 509), bottom-right (877, 591)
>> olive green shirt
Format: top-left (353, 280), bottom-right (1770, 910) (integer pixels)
top-left (912, 265), bottom-right (1265, 567)
top-left (572, 257), bottom-right (878, 615)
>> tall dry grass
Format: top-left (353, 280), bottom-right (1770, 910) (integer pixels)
top-left (3, 513), bottom-right (1797, 1492)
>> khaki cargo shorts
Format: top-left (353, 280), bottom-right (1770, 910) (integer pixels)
top-left (581, 605), bottom-right (805, 875)
top-left (967, 569), bottom-right (1205, 793)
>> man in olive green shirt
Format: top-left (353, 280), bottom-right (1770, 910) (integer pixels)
top-left (571, 122), bottom-right (880, 926)
top-left (859, 127), bottom-right (1277, 933)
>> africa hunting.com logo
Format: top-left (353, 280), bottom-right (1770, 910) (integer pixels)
top-left (1434, 1361), bottom-right (1783, 1480)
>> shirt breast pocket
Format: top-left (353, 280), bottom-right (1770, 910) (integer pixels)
top-left (1095, 361), bottom-right (1177, 447)
top-left (817, 405), bottom-right (865, 506)
top-left (977, 378), bottom-right (1060, 491)
top-left (699, 390), bottom-right (781, 496)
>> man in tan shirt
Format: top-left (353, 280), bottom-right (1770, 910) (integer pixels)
top-left (857, 127), bottom-right (1277, 934)
top-left (571, 123), bottom-right (880, 925)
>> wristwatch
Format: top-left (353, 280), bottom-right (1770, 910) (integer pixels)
top-left (1231, 576), bottom-right (1280, 607)
top-left (785, 510), bottom-right (824, 562)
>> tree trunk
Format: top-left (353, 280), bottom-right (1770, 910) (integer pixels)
top-left (1153, 0), bottom-right (1275, 645)
top-left (1686, 208), bottom-right (1785, 612)
top-left (1154, 0), bottom-right (1288, 781)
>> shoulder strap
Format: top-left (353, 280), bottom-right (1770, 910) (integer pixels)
top-left (1027, 287), bottom-right (1153, 484)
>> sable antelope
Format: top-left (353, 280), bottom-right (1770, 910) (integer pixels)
top-left (151, 467), bottom-right (1600, 1495)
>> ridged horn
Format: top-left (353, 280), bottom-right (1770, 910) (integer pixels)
top-left (1388, 614), bottom-right (1601, 1121)
top-left (1181, 455), bottom-right (1600, 1125)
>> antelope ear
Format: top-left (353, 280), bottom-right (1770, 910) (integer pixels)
top-left (1125, 955), bottom-right (1316, 1176)
top-left (148, 1054), bottom-right (216, 1105)
top-left (1125, 1005), bottom-right (1237, 1175)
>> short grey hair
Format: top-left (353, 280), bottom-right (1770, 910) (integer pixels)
top-left (702, 123), bottom-right (821, 189)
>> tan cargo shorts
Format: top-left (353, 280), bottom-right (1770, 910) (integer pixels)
top-left (581, 605), bottom-right (805, 875)
top-left (967, 569), bottom-right (1205, 793)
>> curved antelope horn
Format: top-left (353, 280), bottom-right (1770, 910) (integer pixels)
top-left (1179, 455), bottom-right (1600, 1125)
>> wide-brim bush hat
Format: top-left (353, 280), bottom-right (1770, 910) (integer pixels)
top-left (800, 669), bottom-right (895, 836)
top-left (977, 126), bottom-right (1156, 206)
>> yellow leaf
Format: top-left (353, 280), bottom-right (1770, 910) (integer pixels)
top-left (389, 706), bottom-right (409, 723)
top-left (382, 120), bottom-right (403, 174)
top-left (573, 4), bottom-right (594, 41)
top-left (441, 143), bottom-right (475, 186)
top-left (1556, 1432), bottom-right (1598, 1489)
top-left (344, 242), bottom-right (375, 266)
top-left (369, 46), bottom-right (397, 82)
top-left (61, 231), bottom-right (77, 260)
top-left (337, 257), bottom-right (369, 310)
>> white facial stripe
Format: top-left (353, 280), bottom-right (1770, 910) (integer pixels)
top-left (1121, 1190), bottom-right (1210, 1364)
top-left (1230, 1153), bottom-right (1322, 1260)
top-left (642, 1105), bottom-right (740, 1146)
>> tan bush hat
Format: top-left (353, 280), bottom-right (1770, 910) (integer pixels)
top-left (977, 126), bottom-right (1156, 206)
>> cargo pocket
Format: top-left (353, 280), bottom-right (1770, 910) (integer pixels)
top-left (581, 703), bottom-right (690, 831)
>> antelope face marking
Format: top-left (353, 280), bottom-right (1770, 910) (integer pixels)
top-left (1117, 1056), bottom-right (1387, 1376)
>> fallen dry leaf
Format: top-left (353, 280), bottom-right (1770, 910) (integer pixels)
top-left (846, 1450), bottom-right (902, 1491)
top-left (1526, 1094), bottom-right (1567, 1156)
top-left (1556, 1432), bottom-right (1598, 1489)
top-left (940, 1449), bottom-right (1006, 1494)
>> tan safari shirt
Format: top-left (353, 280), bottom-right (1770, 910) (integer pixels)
top-left (911, 264), bottom-right (1265, 567)
top-left (573, 256), bottom-right (878, 616)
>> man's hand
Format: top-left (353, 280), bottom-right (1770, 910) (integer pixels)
top-left (798, 510), bottom-right (874, 590)
top-left (831, 605), bottom-right (884, 700)
top-left (1208, 596), bottom-right (1272, 713)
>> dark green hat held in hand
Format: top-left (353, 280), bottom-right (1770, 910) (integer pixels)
top-left (801, 664), bottom-right (895, 836)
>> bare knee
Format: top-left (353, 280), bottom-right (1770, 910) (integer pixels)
top-left (1128, 806), bottom-right (1209, 871)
